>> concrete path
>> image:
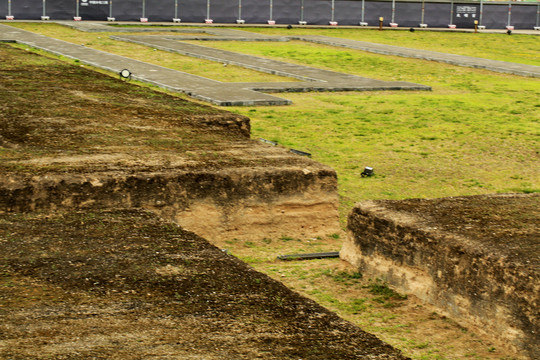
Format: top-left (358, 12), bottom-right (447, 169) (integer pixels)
top-left (295, 35), bottom-right (540, 78)
top-left (112, 34), bottom-right (429, 91)
top-left (60, 21), bottom-right (540, 78)
top-left (0, 24), bottom-right (429, 106)
top-left (2, 22), bottom-right (537, 107)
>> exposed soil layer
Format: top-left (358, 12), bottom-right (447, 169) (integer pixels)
top-left (341, 193), bottom-right (539, 358)
top-left (0, 209), bottom-right (408, 359)
top-left (0, 43), bottom-right (340, 240)
top-left (379, 194), bottom-right (539, 265)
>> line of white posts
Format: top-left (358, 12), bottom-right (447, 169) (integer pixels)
top-left (6, 0), bottom-right (540, 30)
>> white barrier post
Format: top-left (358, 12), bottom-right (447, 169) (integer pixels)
top-left (173, 0), bottom-right (180, 22)
top-left (299, 0), bottom-right (306, 25)
top-left (107, 0), bottom-right (115, 21)
top-left (478, 0), bottom-right (485, 29)
top-left (205, 0), bottom-right (212, 23)
top-left (236, 0), bottom-right (244, 23)
top-left (448, 1), bottom-right (455, 28)
top-left (140, 0), bottom-right (148, 22)
top-left (506, 1), bottom-right (513, 30)
top-left (6, 0), bottom-right (14, 19)
top-left (419, 0), bottom-right (427, 27)
top-left (329, 0), bottom-right (337, 25)
top-left (390, 0), bottom-right (397, 27)
top-left (535, 3), bottom-right (540, 30)
top-left (41, 0), bottom-right (49, 20)
top-left (74, 0), bottom-right (82, 20)
top-left (267, 0), bottom-right (275, 24)
top-left (359, 0), bottom-right (367, 26)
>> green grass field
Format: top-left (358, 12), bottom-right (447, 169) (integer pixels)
top-left (195, 33), bottom-right (540, 221)
top-left (236, 27), bottom-right (540, 66)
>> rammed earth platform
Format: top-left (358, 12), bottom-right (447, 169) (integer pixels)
top-left (0, 43), bottom-right (340, 242)
top-left (341, 193), bottom-right (540, 358)
top-left (0, 209), bottom-right (408, 359)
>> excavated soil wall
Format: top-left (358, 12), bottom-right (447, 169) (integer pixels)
top-left (0, 168), bottom-right (339, 241)
top-left (341, 194), bottom-right (539, 358)
top-left (0, 42), bottom-right (340, 242)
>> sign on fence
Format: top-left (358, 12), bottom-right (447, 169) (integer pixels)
top-left (454, 4), bottom-right (479, 27)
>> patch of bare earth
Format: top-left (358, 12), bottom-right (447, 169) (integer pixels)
top-left (0, 210), bottom-right (406, 359)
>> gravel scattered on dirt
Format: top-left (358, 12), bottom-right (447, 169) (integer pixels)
top-left (0, 209), bottom-right (408, 359)
top-left (0, 43), bottom-right (317, 177)
top-left (380, 193), bottom-right (539, 266)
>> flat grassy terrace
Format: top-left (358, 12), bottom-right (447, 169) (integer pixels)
top-left (237, 27), bottom-right (540, 66)
top-left (198, 31), bottom-right (539, 221)
top-left (3, 23), bottom-right (294, 83)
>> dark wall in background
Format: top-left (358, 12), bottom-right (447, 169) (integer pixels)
top-left (4, 0), bottom-right (539, 29)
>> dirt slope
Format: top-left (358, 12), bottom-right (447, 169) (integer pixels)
top-left (0, 209), bottom-right (407, 359)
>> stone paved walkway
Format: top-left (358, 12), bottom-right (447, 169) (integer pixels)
top-left (295, 35), bottom-right (540, 78)
top-left (1, 22), bottom-right (537, 106)
top-left (62, 22), bottom-right (540, 78)
top-left (0, 23), bottom-right (429, 105)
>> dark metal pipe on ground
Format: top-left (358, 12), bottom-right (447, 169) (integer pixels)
top-left (277, 251), bottom-right (340, 261)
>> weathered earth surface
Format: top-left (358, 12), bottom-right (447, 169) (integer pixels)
top-left (2, 38), bottom-right (536, 360)
top-left (342, 193), bottom-right (539, 358)
top-left (0, 209), bottom-right (408, 359)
